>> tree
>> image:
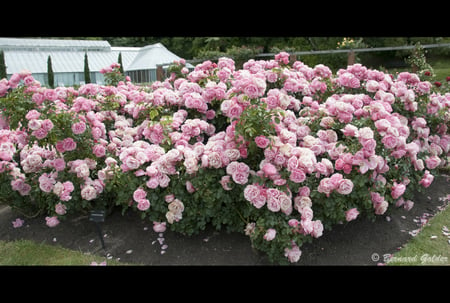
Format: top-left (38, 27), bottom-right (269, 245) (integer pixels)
top-left (0, 50), bottom-right (6, 79)
top-left (47, 55), bottom-right (54, 88)
top-left (84, 52), bottom-right (91, 83)
top-left (117, 52), bottom-right (124, 74)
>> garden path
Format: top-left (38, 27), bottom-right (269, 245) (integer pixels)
top-left (0, 174), bottom-right (449, 266)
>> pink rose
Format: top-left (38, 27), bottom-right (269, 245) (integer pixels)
top-left (137, 199), bottom-right (150, 211)
top-left (55, 202), bottom-right (67, 215)
top-left (62, 138), bottom-right (77, 152)
top-left (311, 220), bottom-right (323, 238)
top-left (45, 216), bottom-right (60, 228)
top-left (133, 188), bottom-right (147, 202)
top-left (391, 182), bottom-right (406, 199)
top-left (345, 208), bottom-right (359, 222)
top-left (255, 135), bottom-right (270, 149)
top-left (418, 170), bottom-right (434, 188)
top-left (425, 156), bottom-right (441, 170)
top-left (284, 243), bottom-right (302, 263)
top-left (81, 185), bottom-right (97, 201)
top-left (263, 228), bottom-right (277, 241)
top-left (262, 163), bottom-right (278, 177)
top-left (336, 179), bottom-right (353, 195)
top-left (12, 218), bottom-right (25, 228)
top-left (71, 121), bottom-right (86, 135)
top-left (153, 221), bottom-right (167, 233)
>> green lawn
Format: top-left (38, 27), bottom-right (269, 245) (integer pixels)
top-left (386, 201), bottom-right (450, 266)
top-left (0, 239), bottom-right (125, 266)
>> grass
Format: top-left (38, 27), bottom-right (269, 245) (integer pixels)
top-left (386, 201), bottom-right (450, 266)
top-left (0, 239), bottom-right (126, 266)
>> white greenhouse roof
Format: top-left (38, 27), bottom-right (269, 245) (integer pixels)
top-left (0, 37), bottom-right (111, 51)
top-left (126, 43), bottom-right (193, 71)
top-left (0, 38), bottom-right (190, 76)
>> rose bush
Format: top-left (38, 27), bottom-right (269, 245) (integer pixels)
top-left (0, 55), bottom-right (449, 264)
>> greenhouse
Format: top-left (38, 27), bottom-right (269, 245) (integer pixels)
top-left (0, 37), bottom-right (191, 86)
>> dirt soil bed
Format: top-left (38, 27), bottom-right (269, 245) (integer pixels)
top-left (0, 174), bottom-right (449, 266)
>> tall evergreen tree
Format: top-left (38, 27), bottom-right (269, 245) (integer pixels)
top-left (118, 52), bottom-right (124, 74)
top-left (0, 50), bottom-right (7, 79)
top-left (47, 55), bottom-right (54, 88)
top-left (84, 52), bottom-right (91, 83)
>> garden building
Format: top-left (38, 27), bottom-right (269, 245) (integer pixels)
top-left (0, 37), bottom-right (192, 86)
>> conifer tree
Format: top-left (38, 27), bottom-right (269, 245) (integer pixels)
top-left (84, 52), bottom-right (91, 83)
top-left (0, 50), bottom-right (7, 79)
top-left (118, 52), bottom-right (124, 74)
top-left (47, 55), bottom-right (54, 88)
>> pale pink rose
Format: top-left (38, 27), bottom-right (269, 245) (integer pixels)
top-left (263, 228), bottom-right (277, 241)
top-left (12, 218), bottom-right (25, 228)
top-left (336, 179), bottom-right (353, 195)
top-left (255, 135), bottom-right (270, 149)
top-left (133, 188), bottom-right (147, 202)
top-left (62, 138), bottom-right (77, 151)
top-left (45, 216), bottom-right (60, 227)
top-left (391, 182), bottom-right (406, 199)
top-left (186, 181), bottom-right (196, 193)
top-left (300, 206), bottom-right (314, 221)
top-left (311, 220), bottom-right (323, 238)
top-left (403, 200), bottom-right (414, 211)
top-left (425, 156), bottom-right (441, 170)
top-left (345, 208), bottom-right (359, 222)
top-left (341, 124), bottom-right (358, 137)
top-left (146, 177), bottom-right (159, 189)
top-left (81, 185), bottom-right (97, 201)
top-left (262, 163), bottom-right (277, 177)
top-left (160, 194), bottom-right (174, 204)
top-left (301, 219), bottom-right (314, 235)
top-left (289, 168), bottom-right (306, 183)
top-left (52, 158), bottom-right (66, 171)
top-left (381, 134), bottom-right (398, 149)
top-left (55, 202), bottom-right (67, 215)
top-left (153, 221), bottom-right (167, 233)
top-left (28, 119), bottom-right (42, 131)
top-left (25, 110), bottom-right (41, 120)
top-left (41, 119), bottom-right (54, 131)
top-left (232, 171), bottom-right (248, 185)
top-left (284, 243), bottom-right (302, 263)
top-left (317, 178), bottom-right (334, 196)
top-left (137, 199), bottom-right (150, 211)
top-left (374, 200), bottom-right (388, 215)
top-left (244, 184), bottom-right (260, 203)
top-left (93, 144), bottom-right (106, 158)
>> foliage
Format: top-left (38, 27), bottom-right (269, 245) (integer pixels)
top-left (0, 53), bottom-right (449, 264)
top-left (84, 52), bottom-right (91, 83)
top-left (47, 55), bottom-right (54, 89)
top-left (0, 50), bottom-right (6, 80)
